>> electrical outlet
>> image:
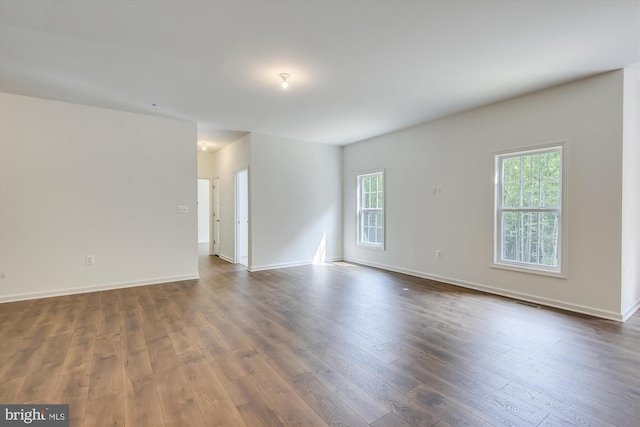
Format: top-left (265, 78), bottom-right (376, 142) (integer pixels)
top-left (177, 205), bottom-right (188, 214)
top-left (432, 187), bottom-right (438, 195)
top-left (435, 250), bottom-right (443, 259)
top-left (86, 255), bottom-right (95, 265)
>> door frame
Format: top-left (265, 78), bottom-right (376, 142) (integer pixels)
top-left (234, 168), bottom-right (249, 267)
top-left (197, 178), bottom-right (211, 247)
top-left (212, 177), bottom-right (220, 256)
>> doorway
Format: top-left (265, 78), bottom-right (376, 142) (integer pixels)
top-left (197, 179), bottom-right (210, 249)
top-left (235, 169), bottom-right (248, 267)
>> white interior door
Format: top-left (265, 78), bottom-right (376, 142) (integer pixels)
top-left (235, 169), bottom-right (248, 267)
top-left (213, 177), bottom-right (220, 256)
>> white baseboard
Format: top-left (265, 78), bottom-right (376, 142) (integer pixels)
top-left (0, 274), bottom-right (200, 304)
top-left (344, 257), bottom-right (627, 322)
top-left (219, 254), bottom-right (234, 263)
top-left (622, 300), bottom-right (640, 322)
top-left (249, 257), bottom-right (342, 272)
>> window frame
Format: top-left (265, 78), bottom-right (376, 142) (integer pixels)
top-left (356, 169), bottom-right (385, 250)
top-left (493, 142), bottom-right (567, 278)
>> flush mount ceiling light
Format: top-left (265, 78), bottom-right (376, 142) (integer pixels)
top-left (279, 73), bottom-right (290, 89)
top-left (199, 143), bottom-right (207, 151)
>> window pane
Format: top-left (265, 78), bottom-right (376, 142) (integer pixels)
top-left (522, 180), bottom-right (540, 208)
top-left (376, 227), bottom-right (383, 244)
top-left (496, 147), bottom-right (562, 272)
top-left (503, 157), bottom-right (520, 183)
top-left (501, 211), bottom-right (559, 267)
top-left (358, 172), bottom-right (384, 247)
top-left (541, 152), bottom-right (561, 180)
top-left (502, 183), bottom-right (520, 207)
top-left (540, 180), bottom-right (560, 207)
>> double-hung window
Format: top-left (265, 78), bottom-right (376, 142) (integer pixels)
top-left (494, 144), bottom-right (564, 276)
top-left (357, 170), bottom-right (384, 249)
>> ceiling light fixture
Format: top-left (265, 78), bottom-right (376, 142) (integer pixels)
top-left (200, 143), bottom-right (207, 151)
top-left (279, 73), bottom-right (290, 89)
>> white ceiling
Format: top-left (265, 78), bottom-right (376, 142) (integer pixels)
top-left (1, 1), bottom-right (638, 151)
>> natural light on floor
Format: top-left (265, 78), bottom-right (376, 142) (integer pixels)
top-left (312, 233), bottom-right (326, 264)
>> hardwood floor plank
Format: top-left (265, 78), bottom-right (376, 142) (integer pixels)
top-left (309, 342), bottom-right (440, 427)
top-left (123, 374), bottom-right (165, 427)
top-left (225, 375), bottom-right (288, 427)
top-left (310, 328), bottom-right (420, 393)
top-left (162, 312), bottom-right (200, 356)
top-left (88, 335), bottom-right (122, 401)
top-left (84, 392), bottom-right (124, 427)
top-left (396, 358), bottom-right (548, 426)
top-left (251, 368), bottom-right (329, 427)
top-left (61, 327), bottom-right (96, 375)
top-left (17, 334), bottom-right (73, 402)
top-left (179, 350), bottom-right (249, 427)
top-left (0, 337), bottom-right (41, 381)
top-left (405, 385), bottom-right (495, 427)
top-left (370, 412), bottom-right (423, 427)
top-left (155, 367), bottom-right (206, 427)
top-left (277, 340), bottom-right (391, 423)
top-left (0, 376), bottom-right (25, 402)
top-left (199, 345), bottom-right (248, 384)
top-left (289, 372), bottom-right (370, 427)
top-left (96, 303), bottom-right (121, 338)
top-left (1, 254), bottom-right (638, 427)
top-left (502, 381), bottom-right (619, 427)
top-left (472, 356), bottom-right (640, 427)
top-left (146, 336), bottom-right (180, 374)
top-left (51, 370), bottom-right (91, 427)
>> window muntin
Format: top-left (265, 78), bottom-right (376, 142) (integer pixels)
top-left (495, 146), bottom-right (563, 274)
top-left (357, 171), bottom-right (384, 248)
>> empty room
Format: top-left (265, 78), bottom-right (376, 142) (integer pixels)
top-left (1, 1), bottom-right (639, 427)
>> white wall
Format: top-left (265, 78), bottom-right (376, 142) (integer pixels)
top-left (201, 134), bottom-right (251, 263)
top-left (250, 133), bottom-right (343, 270)
top-left (343, 71), bottom-right (628, 320)
top-left (621, 66), bottom-right (640, 319)
top-left (0, 93), bottom-right (198, 302)
top-left (197, 151), bottom-right (216, 178)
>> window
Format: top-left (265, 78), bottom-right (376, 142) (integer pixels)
top-left (357, 170), bottom-right (384, 249)
top-left (494, 145), bottom-right (564, 275)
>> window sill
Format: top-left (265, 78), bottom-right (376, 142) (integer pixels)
top-left (357, 243), bottom-right (385, 251)
top-left (491, 262), bottom-right (566, 279)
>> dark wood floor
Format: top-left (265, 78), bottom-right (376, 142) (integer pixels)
top-left (1, 251), bottom-right (639, 427)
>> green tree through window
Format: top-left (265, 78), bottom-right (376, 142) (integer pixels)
top-left (495, 146), bottom-right (563, 273)
top-left (357, 171), bottom-right (384, 248)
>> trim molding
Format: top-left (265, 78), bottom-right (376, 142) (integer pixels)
top-left (622, 300), bottom-right (640, 322)
top-left (250, 258), bottom-right (342, 272)
top-left (219, 254), bottom-right (234, 263)
top-left (344, 257), bottom-right (627, 322)
top-left (0, 274), bottom-right (200, 304)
